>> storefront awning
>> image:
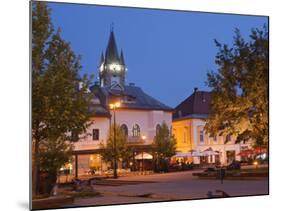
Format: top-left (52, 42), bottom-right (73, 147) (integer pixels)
top-left (135, 152), bottom-right (153, 160)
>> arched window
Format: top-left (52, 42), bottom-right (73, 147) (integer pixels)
top-left (199, 130), bottom-right (204, 143)
top-left (132, 124), bottom-right (140, 137)
top-left (156, 124), bottom-right (161, 136)
top-left (121, 124), bottom-right (128, 137)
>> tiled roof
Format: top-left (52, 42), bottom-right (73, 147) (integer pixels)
top-left (91, 84), bottom-right (173, 112)
top-left (173, 90), bottom-right (211, 120)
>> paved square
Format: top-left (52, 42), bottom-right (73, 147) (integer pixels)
top-left (73, 171), bottom-right (268, 207)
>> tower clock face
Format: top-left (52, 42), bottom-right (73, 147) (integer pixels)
top-left (110, 63), bottom-right (121, 72)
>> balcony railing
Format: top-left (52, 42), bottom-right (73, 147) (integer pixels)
top-left (127, 136), bottom-right (145, 144)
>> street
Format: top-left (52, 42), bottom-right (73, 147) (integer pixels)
top-left (72, 170), bottom-right (268, 207)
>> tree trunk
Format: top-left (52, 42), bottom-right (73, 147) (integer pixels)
top-left (32, 138), bottom-right (40, 196)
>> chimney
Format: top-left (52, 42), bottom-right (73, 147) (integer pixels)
top-left (129, 82), bottom-right (135, 86)
top-left (194, 87), bottom-right (198, 92)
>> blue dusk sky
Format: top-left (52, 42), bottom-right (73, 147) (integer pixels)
top-left (47, 2), bottom-right (267, 107)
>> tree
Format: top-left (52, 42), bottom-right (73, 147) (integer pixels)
top-left (38, 138), bottom-right (72, 194)
top-left (32, 2), bottom-right (94, 195)
top-left (152, 122), bottom-right (176, 172)
top-left (99, 124), bottom-right (131, 173)
top-left (32, 1), bottom-right (53, 195)
top-left (205, 25), bottom-right (268, 146)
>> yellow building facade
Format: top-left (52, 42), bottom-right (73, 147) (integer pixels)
top-left (172, 119), bottom-right (193, 153)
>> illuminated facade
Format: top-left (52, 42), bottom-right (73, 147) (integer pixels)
top-left (172, 89), bottom-right (252, 165)
top-left (71, 29), bottom-right (173, 176)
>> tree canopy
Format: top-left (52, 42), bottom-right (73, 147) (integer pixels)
top-left (152, 122), bottom-right (177, 159)
top-left (99, 124), bottom-right (131, 163)
top-left (205, 25), bottom-right (268, 146)
top-left (32, 1), bottom-right (94, 195)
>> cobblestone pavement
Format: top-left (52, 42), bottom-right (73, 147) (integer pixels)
top-left (72, 170), bottom-right (268, 207)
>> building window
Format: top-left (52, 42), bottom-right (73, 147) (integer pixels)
top-left (132, 124), bottom-right (140, 137)
top-left (213, 135), bottom-right (217, 142)
top-left (121, 124), bottom-right (128, 137)
top-left (178, 110), bottom-right (182, 117)
top-left (199, 130), bottom-right (204, 143)
top-left (184, 131), bottom-right (187, 143)
top-left (156, 124), bottom-right (161, 136)
top-left (71, 130), bottom-right (79, 142)
top-left (226, 134), bottom-right (231, 142)
top-left (92, 129), bottom-right (99, 140)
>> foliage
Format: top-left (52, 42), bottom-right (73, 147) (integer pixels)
top-left (32, 1), bottom-right (94, 194)
top-left (32, 1), bottom-right (54, 195)
top-left (205, 25), bottom-right (268, 145)
top-left (99, 124), bottom-right (132, 163)
top-left (39, 138), bottom-right (72, 173)
top-left (152, 122), bottom-right (177, 160)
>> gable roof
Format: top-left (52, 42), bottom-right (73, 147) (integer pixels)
top-left (173, 90), bottom-right (211, 120)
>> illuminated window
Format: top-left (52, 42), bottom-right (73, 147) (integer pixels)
top-left (132, 124), bottom-right (140, 137)
top-left (121, 124), bottom-right (128, 137)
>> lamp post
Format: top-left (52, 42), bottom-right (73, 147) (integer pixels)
top-left (109, 102), bottom-right (121, 179)
top-left (141, 135), bottom-right (146, 173)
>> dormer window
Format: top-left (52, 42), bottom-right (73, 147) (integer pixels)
top-left (178, 110), bottom-right (182, 117)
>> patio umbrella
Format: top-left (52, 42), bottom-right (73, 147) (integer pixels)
top-left (135, 152), bottom-right (153, 160)
top-left (189, 150), bottom-right (204, 157)
top-left (173, 152), bottom-right (193, 158)
top-left (253, 146), bottom-right (267, 154)
top-left (202, 147), bottom-right (220, 156)
top-left (238, 149), bottom-right (254, 156)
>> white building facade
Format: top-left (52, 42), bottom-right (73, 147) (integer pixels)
top-left (71, 29), bottom-right (173, 176)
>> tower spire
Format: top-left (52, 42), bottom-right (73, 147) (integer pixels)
top-left (105, 27), bottom-right (119, 64)
top-left (120, 49), bottom-right (125, 65)
top-left (99, 52), bottom-right (104, 65)
top-left (99, 27), bottom-right (126, 89)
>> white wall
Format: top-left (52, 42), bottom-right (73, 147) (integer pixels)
top-left (73, 117), bottom-right (110, 151)
top-left (73, 109), bottom-right (172, 150)
top-left (190, 118), bottom-right (251, 165)
top-left (114, 109), bottom-right (172, 144)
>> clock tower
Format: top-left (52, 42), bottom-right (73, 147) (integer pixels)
top-left (99, 29), bottom-right (126, 90)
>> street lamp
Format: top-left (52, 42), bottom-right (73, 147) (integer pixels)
top-left (141, 135), bottom-right (146, 173)
top-left (109, 102), bottom-right (121, 178)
